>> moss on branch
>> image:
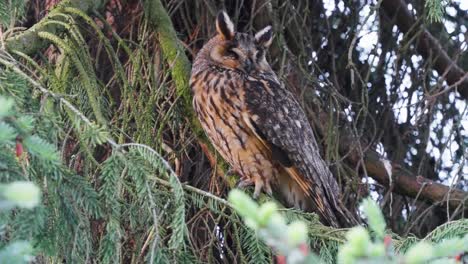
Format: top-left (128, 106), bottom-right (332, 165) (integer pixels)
top-left (143, 0), bottom-right (232, 183)
top-left (4, 0), bottom-right (108, 55)
top-left (143, 0), bottom-right (207, 138)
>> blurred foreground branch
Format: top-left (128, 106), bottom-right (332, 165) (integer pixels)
top-left (229, 190), bottom-right (468, 264)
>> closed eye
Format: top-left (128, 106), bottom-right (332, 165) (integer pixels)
top-left (225, 50), bottom-right (238, 59)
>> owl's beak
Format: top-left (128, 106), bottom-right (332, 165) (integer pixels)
top-left (244, 59), bottom-right (254, 73)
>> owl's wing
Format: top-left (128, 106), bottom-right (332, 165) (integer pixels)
top-left (243, 75), bottom-right (343, 225)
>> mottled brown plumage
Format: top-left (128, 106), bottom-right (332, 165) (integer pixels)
top-left (190, 11), bottom-right (356, 227)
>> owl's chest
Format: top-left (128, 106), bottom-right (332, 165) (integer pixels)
top-left (191, 70), bottom-right (274, 176)
top-left (192, 71), bottom-right (248, 149)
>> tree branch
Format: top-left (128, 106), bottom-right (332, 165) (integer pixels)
top-left (381, 0), bottom-right (468, 100)
top-left (142, 0), bottom-right (232, 184)
top-left (143, 0), bottom-right (192, 115)
top-left (255, 0), bottom-right (467, 215)
top-left (362, 148), bottom-right (468, 211)
top-left (314, 113), bottom-right (468, 211)
top-left (4, 0), bottom-right (108, 55)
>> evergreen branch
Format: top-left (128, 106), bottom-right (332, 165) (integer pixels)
top-left (0, 121), bottom-right (17, 143)
top-left (23, 135), bottom-right (60, 162)
top-left (98, 155), bottom-right (124, 263)
top-left (118, 143), bottom-right (177, 178)
top-left (425, 0), bottom-right (445, 23)
top-left (142, 0), bottom-right (234, 191)
top-left (0, 0), bottom-right (28, 28)
top-left (3, 0), bottom-right (109, 54)
top-left (36, 31), bottom-right (107, 127)
top-left (152, 177), bottom-right (231, 208)
top-left (142, 0), bottom-right (192, 115)
top-left (120, 143), bottom-right (187, 251)
top-left (0, 52), bottom-right (118, 148)
top-left (62, 7), bottom-right (130, 112)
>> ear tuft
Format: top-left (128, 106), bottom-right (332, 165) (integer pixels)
top-left (216, 11), bottom-right (235, 40)
top-left (255, 25), bottom-right (273, 48)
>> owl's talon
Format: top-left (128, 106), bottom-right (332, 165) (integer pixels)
top-left (238, 177), bottom-right (272, 198)
top-left (264, 182), bottom-right (272, 196)
top-left (253, 178), bottom-right (272, 198)
top-left (236, 178), bottom-right (254, 189)
top-left (226, 168), bottom-right (238, 177)
top-left (253, 183), bottom-right (262, 199)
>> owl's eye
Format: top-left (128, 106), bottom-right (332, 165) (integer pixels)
top-left (225, 50), bottom-right (239, 59)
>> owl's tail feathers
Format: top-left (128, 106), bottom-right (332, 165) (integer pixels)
top-left (326, 194), bottom-right (361, 228)
top-left (308, 181), bottom-right (361, 228)
top-left (305, 190), bottom-right (360, 228)
top-left (279, 167), bottom-right (359, 228)
top-left (305, 189), bottom-right (360, 228)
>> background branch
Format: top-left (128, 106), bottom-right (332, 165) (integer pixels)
top-left (381, 0), bottom-right (468, 100)
top-left (314, 113), bottom-right (468, 212)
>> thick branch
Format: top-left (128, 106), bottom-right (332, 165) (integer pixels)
top-left (381, 0), bottom-right (468, 99)
top-left (143, 0), bottom-right (192, 114)
top-left (142, 0), bottom-right (232, 183)
top-left (363, 149), bottom-right (467, 211)
top-left (4, 0), bottom-right (107, 55)
top-left (314, 113), bottom-right (468, 211)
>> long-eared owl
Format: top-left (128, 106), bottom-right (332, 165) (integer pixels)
top-left (190, 11), bottom-right (355, 227)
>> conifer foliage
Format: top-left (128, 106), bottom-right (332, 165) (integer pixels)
top-left (0, 0), bottom-right (466, 263)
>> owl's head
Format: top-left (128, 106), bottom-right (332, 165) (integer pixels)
top-left (207, 11), bottom-right (273, 74)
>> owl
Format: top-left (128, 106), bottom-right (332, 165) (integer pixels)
top-left (190, 11), bottom-right (355, 227)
